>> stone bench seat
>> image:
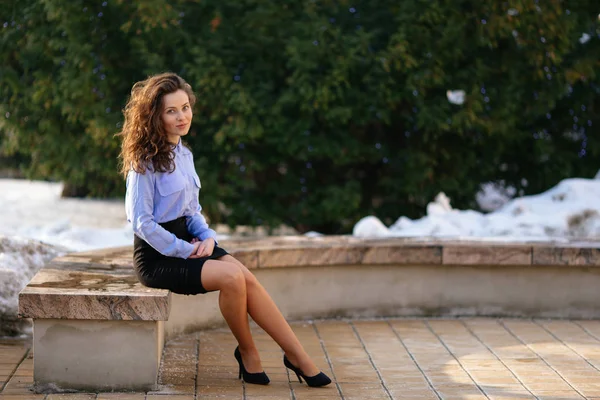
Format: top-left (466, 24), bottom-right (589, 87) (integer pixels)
top-left (18, 236), bottom-right (600, 392)
top-left (19, 269), bottom-right (169, 321)
top-left (18, 249), bottom-right (171, 391)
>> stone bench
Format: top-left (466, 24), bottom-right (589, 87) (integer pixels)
top-left (17, 247), bottom-right (170, 391)
top-left (18, 236), bottom-right (600, 391)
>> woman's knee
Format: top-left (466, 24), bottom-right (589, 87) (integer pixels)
top-left (202, 261), bottom-right (246, 292)
top-left (221, 263), bottom-right (246, 291)
top-left (218, 255), bottom-right (259, 287)
top-left (227, 260), bottom-right (259, 289)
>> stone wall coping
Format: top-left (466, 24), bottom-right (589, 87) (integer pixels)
top-left (53, 235), bottom-right (600, 269)
top-left (18, 236), bottom-right (600, 320)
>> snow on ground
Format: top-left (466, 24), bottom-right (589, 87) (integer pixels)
top-left (0, 236), bottom-right (62, 336)
top-left (0, 179), bottom-right (133, 251)
top-left (354, 177), bottom-right (600, 241)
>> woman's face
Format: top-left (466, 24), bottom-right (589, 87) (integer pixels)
top-left (161, 89), bottom-right (193, 145)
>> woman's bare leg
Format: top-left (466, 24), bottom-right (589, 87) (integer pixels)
top-left (201, 260), bottom-right (264, 373)
top-left (217, 255), bottom-right (320, 376)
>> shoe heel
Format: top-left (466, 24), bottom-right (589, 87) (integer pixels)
top-left (238, 364), bottom-right (242, 380)
top-left (294, 371), bottom-right (303, 383)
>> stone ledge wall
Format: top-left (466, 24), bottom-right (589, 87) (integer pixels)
top-left (165, 262), bottom-right (600, 338)
top-left (51, 236), bottom-right (600, 270)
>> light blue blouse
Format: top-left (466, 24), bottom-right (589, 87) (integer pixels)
top-left (125, 139), bottom-right (218, 259)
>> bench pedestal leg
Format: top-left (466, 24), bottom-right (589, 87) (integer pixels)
top-left (32, 319), bottom-right (164, 392)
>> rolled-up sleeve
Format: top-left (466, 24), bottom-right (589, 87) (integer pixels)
top-left (126, 170), bottom-right (195, 259)
top-left (186, 204), bottom-right (218, 244)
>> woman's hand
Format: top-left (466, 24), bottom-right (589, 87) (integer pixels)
top-left (188, 237), bottom-right (215, 259)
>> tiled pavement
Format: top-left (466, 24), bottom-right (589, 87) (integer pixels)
top-left (3, 318), bottom-right (600, 399)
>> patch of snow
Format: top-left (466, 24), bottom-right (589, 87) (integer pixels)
top-left (353, 216), bottom-right (393, 238)
top-left (446, 90), bottom-right (466, 105)
top-left (304, 231), bottom-right (324, 237)
top-left (476, 182), bottom-right (516, 212)
top-left (355, 178), bottom-right (600, 241)
top-left (580, 33), bottom-right (591, 44)
top-left (0, 235), bottom-right (64, 336)
top-left (0, 179), bottom-right (132, 251)
top-left (426, 192), bottom-right (452, 215)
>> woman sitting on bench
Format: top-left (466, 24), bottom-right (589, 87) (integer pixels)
top-left (118, 72), bottom-right (331, 387)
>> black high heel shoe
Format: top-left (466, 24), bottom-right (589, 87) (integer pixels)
top-left (234, 346), bottom-right (270, 385)
top-left (283, 355), bottom-right (332, 387)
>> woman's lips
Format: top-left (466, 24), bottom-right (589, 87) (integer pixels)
top-left (176, 123), bottom-right (188, 128)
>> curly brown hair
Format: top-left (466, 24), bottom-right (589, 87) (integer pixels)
top-left (117, 72), bottom-right (196, 178)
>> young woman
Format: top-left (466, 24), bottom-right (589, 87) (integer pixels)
top-left (118, 72), bottom-right (331, 387)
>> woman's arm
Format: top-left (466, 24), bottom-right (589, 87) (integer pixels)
top-left (126, 170), bottom-right (196, 258)
top-left (186, 204), bottom-right (219, 245)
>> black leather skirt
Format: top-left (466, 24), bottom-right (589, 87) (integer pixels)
top-left (133, 216), bottom-right (228, 295)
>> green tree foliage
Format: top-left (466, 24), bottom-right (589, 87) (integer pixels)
top-left (1, 0), bottom-right (598, 233)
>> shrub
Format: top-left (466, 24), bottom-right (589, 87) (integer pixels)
top-left (1, 0), bottom-right (598, 233)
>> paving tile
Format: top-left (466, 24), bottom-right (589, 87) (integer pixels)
top-left (197, 384), bottom-right (242, 396)
top-left (5, 376), bottom-right (33, 385)
top-left (534, 391), bottom-right (584, 399)
top-left (580, 392), bottom-right (600, 398)
top-left (146, 396), bottom-right (194, 400)
top-left (389, 394), bottom-right (438, 400)
top-left (386, 382), bottom-right (434, 392)
top-left (245, 396), bottom-right (291, 400)
top-left (471, 376), bottom-right (521, 385)
top-left (10, 371), bottom-right (32, 378)
top-left (0, 395), bottom-right (46, 400)
top-left (159, 375), bottom-right (196, 386)
top-left (436, 392), bottom-right (487, 400)
top-left (526, 382), bottom-right (577, 392)
top-left (95, 394), bottom-right (145, 400)
top-left (292, 393), bottom-right (341, 400)
top-left (290, 382), bottom-right (339, 397)
top-left (2, 380), bottom-right (33, 394)
top-left (0, 391), bottom-right (35, 397)
top-left (147, 383), bottom-right (194, 396)
top-left (46, 395), bottom-right (95, 400)
top-left (577, 320), bottom-right (600, 338)
top-left (338, 382), bottom-right (388, 398)
top-left (486, 396), bottom-right (535, 400)
top-left (243, 381), bottom-right (290, 397)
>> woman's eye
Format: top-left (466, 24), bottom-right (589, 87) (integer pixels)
top-left (183, 106), bottom-right (189, 110)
